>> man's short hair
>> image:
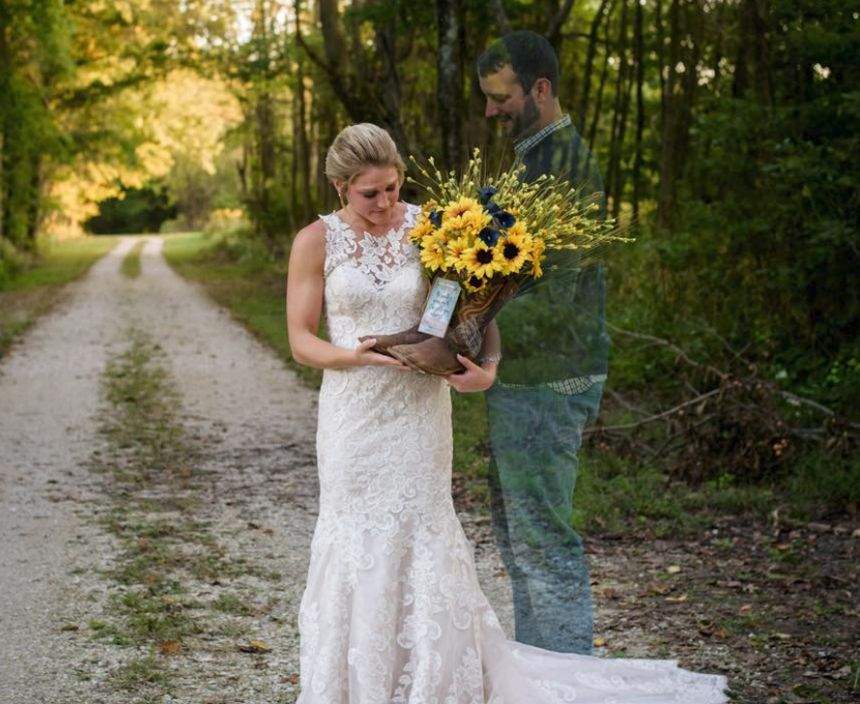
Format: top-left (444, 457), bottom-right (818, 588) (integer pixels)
top-left (477, 30), bottom-right (559, 96)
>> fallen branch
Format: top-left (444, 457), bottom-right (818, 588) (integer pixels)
top-left (587, 388), bottom-right (720, 434)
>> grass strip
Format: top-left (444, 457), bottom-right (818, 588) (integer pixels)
top-left (0, 236), bottom-right (117, 358)
top-left (121, 239), bottom-right (146, 279)
top-left (89, 331), bottom-right (210, 700)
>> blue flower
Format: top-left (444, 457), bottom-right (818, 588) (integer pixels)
top-left (478, 227), bottom-right (501, 247)
top-left (429, 210), bottom-right (443, 227)
top-left (494, 210), bottom-right (516, 229)
top-left (478, 186), bottom-right (498, 204)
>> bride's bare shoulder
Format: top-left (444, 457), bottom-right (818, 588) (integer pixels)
top-left (289, 218), bottom-right (327, 268)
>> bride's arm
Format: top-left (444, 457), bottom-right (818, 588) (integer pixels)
top-left (286, 223), bottom-right (405, 370)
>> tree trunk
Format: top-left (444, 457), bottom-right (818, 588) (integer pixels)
top-left (658, 0), bottom-right (704, 228)
top-left (577, 0), bottom-right (612, 131)
top-left (436, 0), bottom-right (464, 171)
top-left (632, 0), bottom-right (645, 219)
top-left (606, 0), bottom-right (631, 217)
top-left (657, 0), bottom-right (681, 227)
top-left (546, 0), bottom-right (577, 49)
top-left (293, 0), bottom-right (312, 227)
top-left (0, 2), bottom-right (11, 243)
top-left (25, 152), bottom-right (42, 241)
top-left (586, 4), bottom-right (613, 158)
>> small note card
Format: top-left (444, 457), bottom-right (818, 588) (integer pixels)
top-left (418, 277), bottom-right (461, 338)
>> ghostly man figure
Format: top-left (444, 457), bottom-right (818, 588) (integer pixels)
top-left (477, 30), bottom-right (608, 655)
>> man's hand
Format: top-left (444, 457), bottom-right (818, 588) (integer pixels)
top-left (445, 354), bottom-right (496, 393)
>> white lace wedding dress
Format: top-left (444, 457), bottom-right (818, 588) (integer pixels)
top-left (296, 202), bottom-right (728, 703)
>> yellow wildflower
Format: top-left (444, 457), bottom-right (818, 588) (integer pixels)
top-left (420, 233), bottom-right (447, 272)
top-left (458, 208), bottom-right (491, 236)
top-left (444, 235), bottom-right (471, 272)
top-left (464, 274), bottom-right (486, 293)
top-left (409, 215), bottom-right (435, 244)
top-left (527, 237), bottom-right (545, 278)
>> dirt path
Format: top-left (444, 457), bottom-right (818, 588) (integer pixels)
top-left (0, 236), bottom-right (515, 703)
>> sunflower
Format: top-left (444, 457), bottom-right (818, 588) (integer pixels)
top-left (458, 208), bottom-right (492, 236)
top-left (420, 233), bottom-right (447, 272)
top-left (464, 274), bottom-right (486, 293)
top-left (443, 196), bottom-right (483, 225)
top-left (444, 235), bottom-right (471, 272)
top-left (498, 230), bottom-right (530, 275)
top-left (460, 240), bottom-right (504, 279)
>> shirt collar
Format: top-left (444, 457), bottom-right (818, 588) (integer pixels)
top-left (514, 114), bottom-right (572, 158)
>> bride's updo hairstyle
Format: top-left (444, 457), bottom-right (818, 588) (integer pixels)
top-left (325, 123), bottom-right (406, 205)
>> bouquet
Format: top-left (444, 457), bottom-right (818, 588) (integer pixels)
top-left (360, 150), bottom-right (629, 375)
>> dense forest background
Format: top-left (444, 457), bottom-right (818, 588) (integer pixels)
top-left (2, 0), bottom-right (857, 511)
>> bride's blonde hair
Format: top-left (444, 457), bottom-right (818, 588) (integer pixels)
top-left (325, 123), bottom-right (406, 205)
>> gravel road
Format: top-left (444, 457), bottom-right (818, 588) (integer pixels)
top-left (0, 236), bottom-right (514, 703)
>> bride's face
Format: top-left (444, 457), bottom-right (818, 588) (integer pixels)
top-left (342, 166), bottom-right (401, 225)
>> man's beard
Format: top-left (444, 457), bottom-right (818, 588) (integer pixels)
top-left (510, 95), bottom-right (541, 141)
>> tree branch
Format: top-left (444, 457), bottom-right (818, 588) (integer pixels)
top-left (586, 388), bottom-right (721, 434)
top-left (547, 0), bottom-right (577, 46)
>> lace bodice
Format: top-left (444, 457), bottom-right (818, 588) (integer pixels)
top-left (318, 204), bottom-right (424, 348)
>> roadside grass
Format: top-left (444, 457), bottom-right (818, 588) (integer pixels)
top-left (0, 235), bottom-right (117, 358)
top-left (121, 239), bottom-right (146, 278)
top-left (161, 229), bottom-right (840, 537)
top-left (571, 449), bottom-right (779, 536)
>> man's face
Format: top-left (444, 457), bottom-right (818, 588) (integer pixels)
top-left (479, 64), bottom-right (540, 139)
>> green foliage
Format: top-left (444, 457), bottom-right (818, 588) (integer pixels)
top-left (0, 236), bottom-right (115, 293)
top-left (0, 238), bottom-right (28, 288)
top-left (0, 0), bottom-right (73, 245)
top-left (86, 187), bottom-right (177, 235)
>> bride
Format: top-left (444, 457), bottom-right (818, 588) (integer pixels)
top-left (286, 123), bottom-right (728, 703)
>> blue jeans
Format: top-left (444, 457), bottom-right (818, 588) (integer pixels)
top-left (486, 380), bottom-right (603, 654)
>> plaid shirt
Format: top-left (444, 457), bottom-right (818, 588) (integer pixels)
top-left (497, 114), bottom-right (608, 396)
top-left (513, 114), bottom-right (573, 160)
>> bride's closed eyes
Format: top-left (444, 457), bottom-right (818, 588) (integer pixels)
top-left (360, 184), bottom-right (397, 199)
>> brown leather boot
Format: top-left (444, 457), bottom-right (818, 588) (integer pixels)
top-left (358, 325), bottom-right (430, 355)
top-left (388, 336), bottom-right (465, 375)
top-left (385, 278), bottom-right (520, 375)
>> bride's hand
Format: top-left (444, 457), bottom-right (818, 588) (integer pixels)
top-left (351, 338), bottom-right (410, 369)
top-left (445, 354), bottom-right (496, 392)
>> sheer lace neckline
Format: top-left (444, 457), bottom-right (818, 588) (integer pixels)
top-left (328, 204), bottom-right (416, 242)
top-left (321, 202), bottom-right (420, 289)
